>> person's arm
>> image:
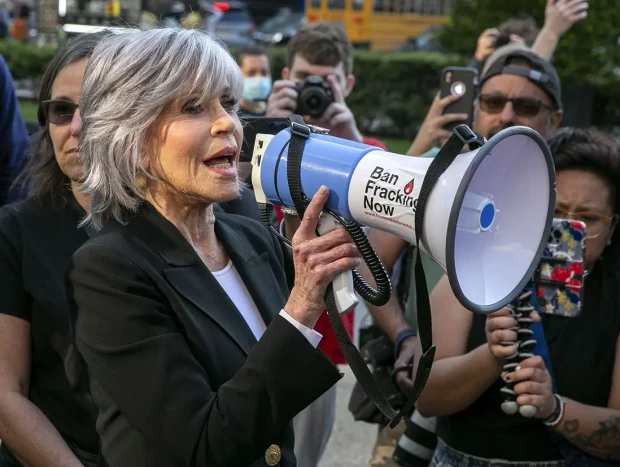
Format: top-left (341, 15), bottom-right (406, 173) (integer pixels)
top-left (0, 317), bottom-right (83, 467)
top-left (0, 210), bottom-right (83, 467)
top-left (556, 336), bottom-right (620, 460)
top-left (413, 275), bottom-right (503, 417)
top-left (531, 0), bottom-right (589, 61)
top-left (361, 230), bottom-right (409, 341)
top-left (511, 335), bottom-right (620, 461)
top-left (67, 242), bottom-right (341, 467)
top-left (0, 56), bottom-right (29, 205)
top-left (556, 400), bottom-right (620, 461)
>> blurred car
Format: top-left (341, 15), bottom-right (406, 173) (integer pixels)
top-left (211, 1), bottom-right (256, 48)
top-left (252, 12), bottom-right (305, 46)
top-left (396, 25), bottom-right (446, 53)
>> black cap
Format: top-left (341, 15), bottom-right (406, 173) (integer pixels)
top-left (480, 43), bottom-right (562, 111)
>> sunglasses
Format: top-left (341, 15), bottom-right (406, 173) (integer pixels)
top-left (479, 94), bottom-right (554, 118)
top-left (41, 100), bottom-right (79, 125)
top-left (554, 208), bottom-right (618, 239)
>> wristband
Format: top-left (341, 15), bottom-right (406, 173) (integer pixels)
top-left (393, 328), bottom-right (417, 361)
top-left (542, 394), bottom-right (565, 429)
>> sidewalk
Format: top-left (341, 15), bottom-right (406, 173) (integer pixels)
top-left (319, 365), bottom-right (377, 467)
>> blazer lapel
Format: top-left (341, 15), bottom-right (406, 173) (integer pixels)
top-left (163, 267), bottom-right (258, 356)
top-left (126, 203), bottom-right (258, 356)
top-left (123, 203), bottom-right (286, 355)
top-left (214, 219), bottom-right (285, 327)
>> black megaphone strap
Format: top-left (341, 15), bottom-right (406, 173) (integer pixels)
top-left (392, 124), bottom-right (485, 426)
top-left (285, 117), bottom-right (484, 427)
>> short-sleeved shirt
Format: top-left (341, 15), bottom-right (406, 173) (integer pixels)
top-left (0, 197), bottom-right (99, 465)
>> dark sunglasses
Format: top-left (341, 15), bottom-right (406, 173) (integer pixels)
top-left (479, 94), bottom-right (554, 118)
top-left (41, 100), bottom-right (79, 125)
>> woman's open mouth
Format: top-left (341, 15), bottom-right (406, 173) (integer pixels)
top-left (203, 148), bottom-right (238, 177)
top-left (204, 154), bottom-right (234, 169)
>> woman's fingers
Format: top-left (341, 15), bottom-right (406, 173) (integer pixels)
top-left (486, 315), bottom-right (517, 333)
top-left (295, 186), bottom-right (329, 239)
top-left (305, 243), bottom-right (361, 273)
top-left (489, 329), bottom-right (518, 345)
top-left (490, 343), bottom-right (518, 359)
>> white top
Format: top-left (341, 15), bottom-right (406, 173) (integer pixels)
top-left (212, 261), bottom-right (322, 347)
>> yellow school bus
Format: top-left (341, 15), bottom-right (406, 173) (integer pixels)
top-left (306, 0), bottom-right (452, 51)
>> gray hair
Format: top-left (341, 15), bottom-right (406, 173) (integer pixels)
top-left (79, 28), bottom-right (243, 230)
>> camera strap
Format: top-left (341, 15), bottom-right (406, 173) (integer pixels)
top-left (284, 116), bottom-right (483, 427)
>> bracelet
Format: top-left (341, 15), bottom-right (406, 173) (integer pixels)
top-left (393, 328), bottom-right (417, 361)
top-left (542, 394), bottom-right (565, 429)
top-left (281, 206), bottom-right (298, 216)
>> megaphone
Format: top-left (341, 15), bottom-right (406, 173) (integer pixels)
top-left (251, 121), bottom-right (556, 315)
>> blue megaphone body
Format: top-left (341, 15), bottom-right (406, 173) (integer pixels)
top-left (251, 125), bottom-right (555, 316)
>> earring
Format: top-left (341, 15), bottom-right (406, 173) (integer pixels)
top-left (136, 172), bottom-right (148, 190)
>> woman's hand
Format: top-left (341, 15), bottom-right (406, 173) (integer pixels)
top-left (503, 356), bottom-right (557, 420)
top-left (485, 308), bottom-right (540, 362)
top-left (284, 186), bottom-right (361, 328)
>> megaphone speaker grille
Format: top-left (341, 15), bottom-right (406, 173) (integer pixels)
top-left (446, 126), bottom-right (556, 313)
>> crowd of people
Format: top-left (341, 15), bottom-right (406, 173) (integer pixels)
top-left (0, 0), bottom-right (618, 466)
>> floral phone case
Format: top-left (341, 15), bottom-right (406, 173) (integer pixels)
top-left (533, 219), bottom-right (587, 318)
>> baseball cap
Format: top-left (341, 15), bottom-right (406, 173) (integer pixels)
top-left (480, 43), bottom-right (562, 111)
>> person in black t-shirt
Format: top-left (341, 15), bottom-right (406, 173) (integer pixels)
top-left (0, 31), bottom-right (112, 467)
top-left (415, 128), bottom-right (620, 466)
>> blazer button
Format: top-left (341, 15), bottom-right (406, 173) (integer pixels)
top-left (265, 444), bottom-right (281, 466)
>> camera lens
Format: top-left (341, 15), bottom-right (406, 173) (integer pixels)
top-left (299, 87), bottom-right (330, 117)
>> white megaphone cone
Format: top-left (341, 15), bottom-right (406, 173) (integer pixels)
top-left (251, 122), bottom-right (555, 315)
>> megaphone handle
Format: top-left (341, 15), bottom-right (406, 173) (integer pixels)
top-left (500, 291), bottom-right (537, 418)
top-left (316, 213), bottom-right (359, 315)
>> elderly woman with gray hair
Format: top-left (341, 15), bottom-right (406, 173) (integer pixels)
top-left (66, 28), bottom-right (358, 467)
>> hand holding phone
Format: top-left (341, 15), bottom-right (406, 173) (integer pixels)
top-left (439, 67), bottom-right (478, 132)
top-left (534, 218), bottom-right (587, 317)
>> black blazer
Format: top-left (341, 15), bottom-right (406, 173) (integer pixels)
top-left (66, 203), bottom-right (342, 467)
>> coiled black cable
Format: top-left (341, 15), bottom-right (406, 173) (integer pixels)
top-left (258, 202), bottom-right (391, 308)
top-left (500, 290), bottom-right (537, 418)
top-left (341, 219), bottom-right (392, 307)
top-left (320, 206), bottom-right (392, 307)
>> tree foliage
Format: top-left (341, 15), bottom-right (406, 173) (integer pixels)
top-left (440, 0), bottom-right (620, 86)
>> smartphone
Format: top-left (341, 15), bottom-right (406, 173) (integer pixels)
top-left (240, 116), bottom-right (289, 163)
top-left (439, 66), bottom-right (478, 131)
top-left (533, 218), bottom-right (587, 317)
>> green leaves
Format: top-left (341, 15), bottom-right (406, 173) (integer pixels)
top-left (441, 0), bottom-right (620, 86)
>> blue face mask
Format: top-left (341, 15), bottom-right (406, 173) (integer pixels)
top-left (243, 76), bottom-right (272, 102)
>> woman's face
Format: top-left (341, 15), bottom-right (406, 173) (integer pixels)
top-left (146, 89), bottom-right (243, 205)
top-left (555, 169), bottom-right (618, 269)
top-left (48, 59), bottom-right (88, 183)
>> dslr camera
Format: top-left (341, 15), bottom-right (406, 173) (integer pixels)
top-left (294, 76), bottom-right (334, 118)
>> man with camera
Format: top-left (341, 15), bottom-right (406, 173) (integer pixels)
top-left (266, 21), bottom-right (387, 467)
top-left (266, 23), bottom-right (372, 144)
